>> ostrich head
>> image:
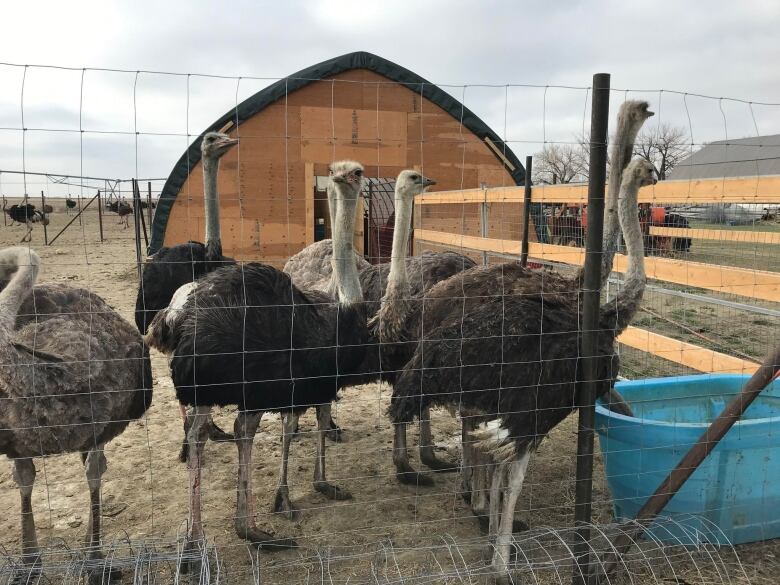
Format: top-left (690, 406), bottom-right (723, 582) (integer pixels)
top-left (329, 160), bottom-right (364, 188)
top-left (622, 100), bottom-right (654, 126)
top-left (622, 158), bottom-right (657, 189)
top-left (395, 170), bottom-right (436, 201)
top-left (201, 131), bottom-right (239, 160)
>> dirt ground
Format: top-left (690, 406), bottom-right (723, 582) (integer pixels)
top-left (0, 201), bottom-right (776, 584)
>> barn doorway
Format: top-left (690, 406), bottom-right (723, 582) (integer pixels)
top-left (313, 175), bottom-right (408, 265)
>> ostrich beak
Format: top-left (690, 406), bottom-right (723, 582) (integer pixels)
top-left (422, 177), bottom-right (436, 187)
top-left (216, 137), bottom-right (239, 150)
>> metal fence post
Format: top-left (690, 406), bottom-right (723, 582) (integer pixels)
top-left (520, 156), bottom-right (533, 267)
top-left (40, 190), bottom-right (49, 245)
top-left (572, 72), bottom-right (610, 585)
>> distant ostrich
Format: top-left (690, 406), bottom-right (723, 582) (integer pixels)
top-left (107, 200), bottom-right (133, 228)
top-left (135, 131), bottom-right (239, 449)
top-left (144, 160), bottom-right (367, 556)
top-left (3, 203), bottom-right (50, 242)
top-left (65, 197), bottom-right (77, 215)
top-left (388, 157), bottom-right (656, 580)
top-left (0, 246), bottom-right (152, 582)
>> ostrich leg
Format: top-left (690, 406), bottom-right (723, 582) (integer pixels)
top-left (487, 461), bottom-right (506, 538)
top-left (317, 403), bottom-right (342, 443)
top-left (492, 450), bottom-right (531, 584)
top-left (313, 404), bottom-right (352, 500)
top-left (180, 405), bottom-right (211, 575)
top-left (392, 424), bottom-right (434, 486)
top-left (272, 412), bottom-right (298, 518)
top-left (235, 410), bottom-right (296, 549)
top-left (83, 447), bottom-right (120, 585)
top-left (13, 458), bottom-right (41, 579)
top-left (461, 418), bottom-right (475, 503)
top-left (418, 406), bottom-right (458, 472)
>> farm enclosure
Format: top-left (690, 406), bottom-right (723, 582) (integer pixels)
top-left (0, 55), bottom-right (779, 585)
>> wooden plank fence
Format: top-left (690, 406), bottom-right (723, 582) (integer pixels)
top-left (413, 174), bottom-right (780, 375)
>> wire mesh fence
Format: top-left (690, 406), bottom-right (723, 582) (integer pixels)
top-left (0, 57), bottom-right (778, 585)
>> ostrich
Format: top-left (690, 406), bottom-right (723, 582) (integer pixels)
top-left (107, 200), bottom-right (133, 228)
top-left (65, 197), bottom-right (77, 215)
top-left (373, 101), bottom-right (652, 529)
top-left (0, 246), bottom-right (152, 582)
top-left (388, 157), bottom-right (656, 580)
top-left (4, 203), bottom-right (50, 243)
top-left (283, 180), bottom-right (371, 441)
top-left (285, 171), bottom-right (476, 469)
top-left (135, 131), bottom-right (239, 450)
top-left (144, 160), bottom-right (367, 556)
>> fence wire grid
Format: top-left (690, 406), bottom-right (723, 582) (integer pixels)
top-left (0, 61), bottom-right (778, 585)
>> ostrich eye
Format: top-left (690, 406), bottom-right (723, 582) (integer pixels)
top-left (411, 174), bottom-right (419, 180)
top-left (354, 169), bottom-right (363, 177)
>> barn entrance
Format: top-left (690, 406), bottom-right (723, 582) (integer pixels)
top-left (364, 177), bottom-right (402, 265)
top-left (313, 175), bottom-right (407, 265)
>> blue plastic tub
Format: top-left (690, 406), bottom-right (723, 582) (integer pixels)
top-left (595, 374), bottom-right (780, 545)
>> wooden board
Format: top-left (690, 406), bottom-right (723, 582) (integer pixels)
top-left (304, 162), bottom-right (315, 246)
top-left (649, 226), bottom-right (780, 245)
top-left (618, 327), bottom-right (759, 374)
top-left (414, 229), bottom-right (780, 302)
top-left (416, 175), bottom-right (780, 205)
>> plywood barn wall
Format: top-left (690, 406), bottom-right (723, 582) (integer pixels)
top-left (164, 69), bottom-right (518, 265)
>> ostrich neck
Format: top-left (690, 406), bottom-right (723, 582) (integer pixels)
top-left (385, 189), bottom-right (413, 299)
top-left (329, 184), bottom-right (362, 305)
top-left (608, 173), bottom-right (646, 333)
top-left (601, 116), bottom-right (645, 284)
top-left (0, 254), bottom-right (38, 337)
top-left (327, 182), bottom-right (337, 235)
top-left (202, 156), bottom-right (222, 258)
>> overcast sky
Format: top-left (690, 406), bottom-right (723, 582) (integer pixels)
top-left (1, 0), bottom-right (778, 197)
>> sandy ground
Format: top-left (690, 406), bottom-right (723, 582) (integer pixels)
top-left (0, 201), bottom-right (776, 584)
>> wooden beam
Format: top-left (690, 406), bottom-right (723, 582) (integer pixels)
top-left (618, 327), bottom-right (760, 375)
top-left (304, 162), bottom-right (315, 246)
top-left (414, 229), bottom-right (780, 302)
top-left (649, 226), bottom-right (780, 245)
top-left (416, 174), bottom-right (780, 205)
top-left (483, 138), bottom-right (517, 172)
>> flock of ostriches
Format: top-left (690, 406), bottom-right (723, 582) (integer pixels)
top-left (0, 101), bottom-right (655, 583)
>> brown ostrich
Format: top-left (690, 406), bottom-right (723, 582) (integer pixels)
top-left (0, 246), bottom-right (152, 583)
top-left (387, 156), bottom-right (656, 581)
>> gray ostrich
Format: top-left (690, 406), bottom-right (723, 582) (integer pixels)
top-left (0, 246), bottom-right (152, 582)
top-left (388, 157), bottom-right (656, 581)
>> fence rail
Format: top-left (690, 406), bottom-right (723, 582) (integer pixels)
top-left (416, 174), bottom-right (780, 205)
top-left (414, 175), bottom-right (779, 376)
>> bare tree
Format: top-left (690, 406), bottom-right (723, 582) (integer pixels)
top-left (633, 123), bottom-right (690, 180)
top-left (532, 143), bottom-right (588, 184)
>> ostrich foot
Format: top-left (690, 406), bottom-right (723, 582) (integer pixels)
top-left (394, 461), bottom-right (435, 487)
top-left (178, 537), bottom-right (205, 577)
top-left (313, 481), bottom-right (352, 501)
top-left (476, 514), bottom-right (529, 535)
top-left (85, 552), bottom-right (122, 585)
top-left (272, 485), bottom-right (297, 519)
top-left (240, 526), bottom-right (297, 551)
top-left (10, 558), bottom-right (41, 585)
top-left (419, 449), bottom-right (459, 473)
